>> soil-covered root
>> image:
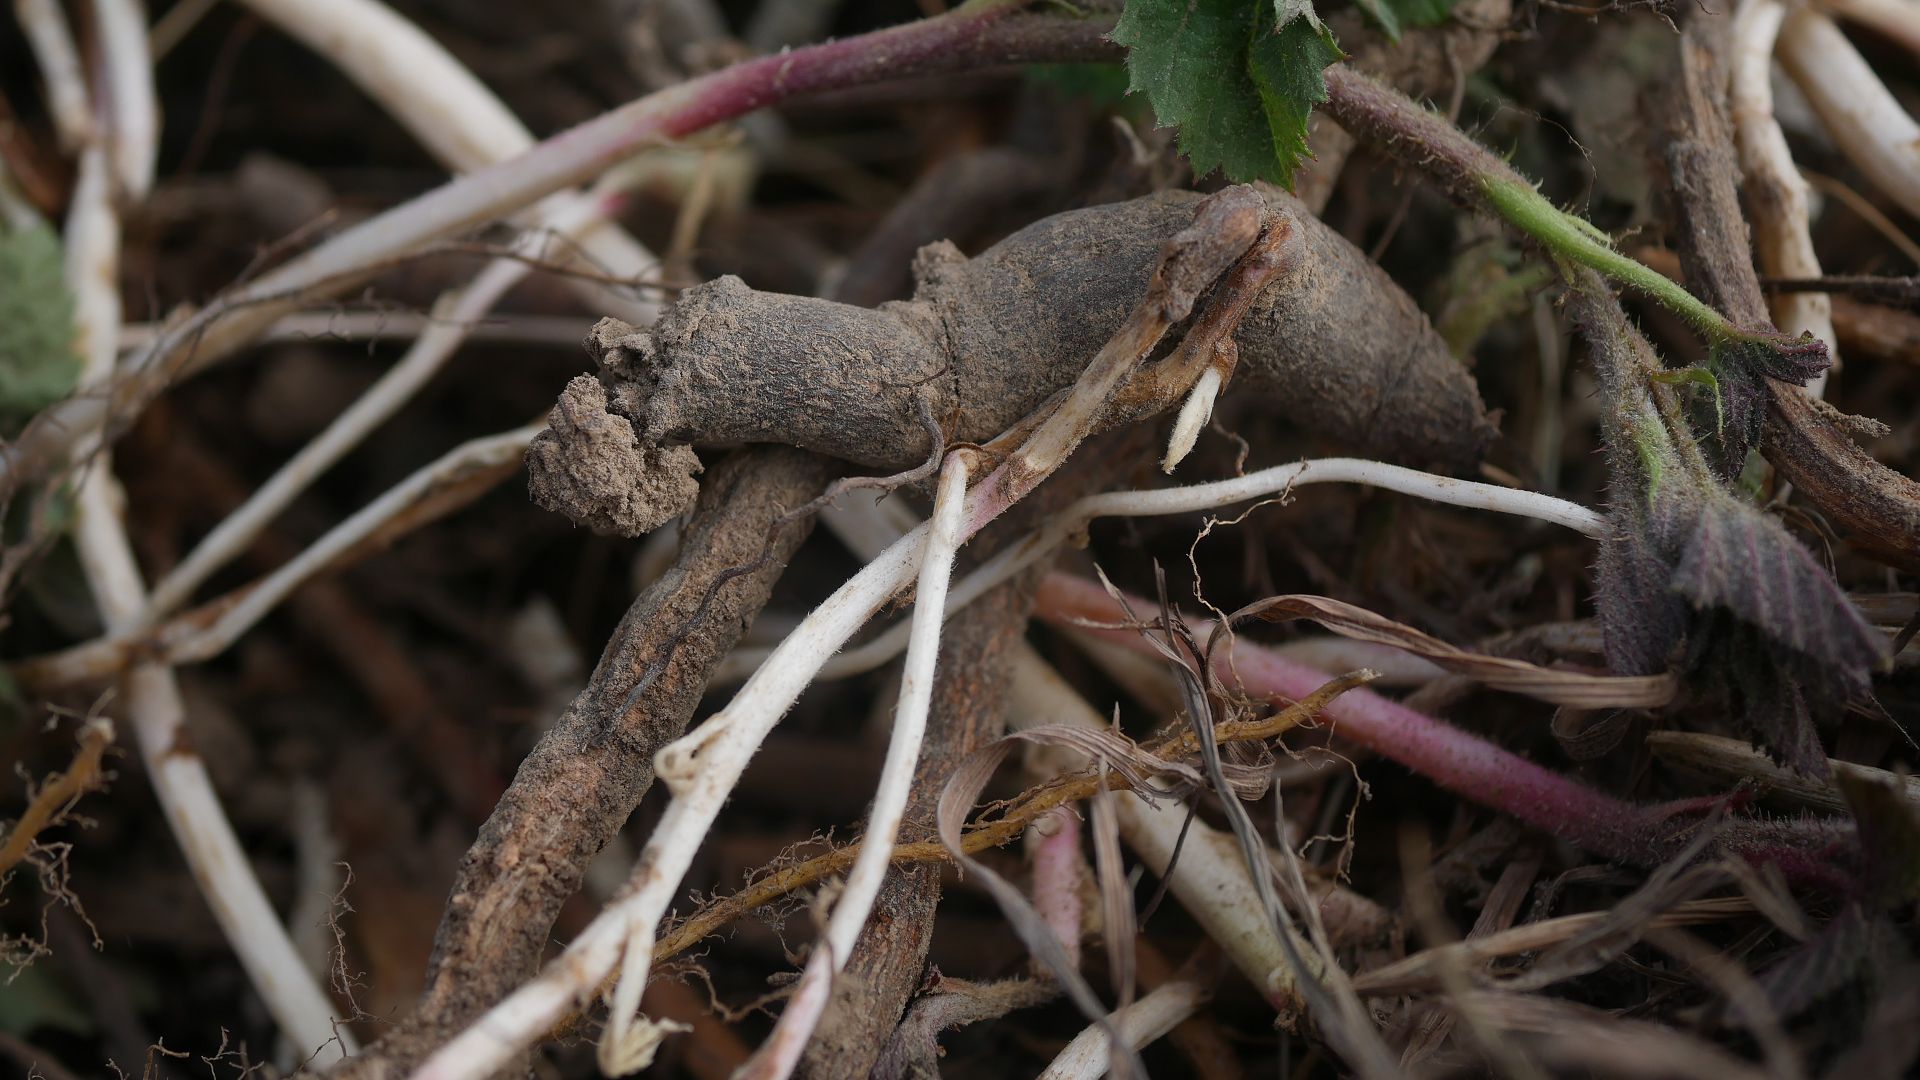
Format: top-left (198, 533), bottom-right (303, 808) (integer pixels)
top-left (525, 375), bottom-right (703, 536)
top-left (530, 189), bottom-right (1496, 535)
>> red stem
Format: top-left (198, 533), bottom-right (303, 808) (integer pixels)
top-left (1035, 573), bottom-right (1860, 894)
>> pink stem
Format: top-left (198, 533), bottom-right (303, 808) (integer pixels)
top-left (1030, 807), bottom-right (1085, 971)
top-left (1035, 574), bottom-right (1860, 894)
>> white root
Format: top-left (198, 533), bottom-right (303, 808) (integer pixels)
top-left (142, 0), bottom-right (670, 612)
top-left (1035, 977), bottom-right (1210, 1080)
top-left (414, 527), bottom-right (930, 1080)
top-left (64, 144), bottom-right (352, 1057)
top-left (89, 0), bottom-right (159, 198)
top-left (118, 311), bottom-right (593, 352)
top-left (158, 425), bottom-right (541, 663)
top-left (29, 454), bottom-right (1598, 698)
top-left (148, 0), bottom-right (219, 59)
top-left (1777, 9), bottom-right (1920, 221)
top-left (15, 425), bottom-right (540, 688)
top-left (411, 451), bottom-right (1587, 1076)
top-left (234, 0), bottom-right (661, 326)
top-left (1731, 0), bottom-right (1837, 399)
top-left (1008, 648), bottom-right (1323, 1008)
top-left (14, 0), bottom-right (93, 150)
top-left (147, 191), bottom-right (620, 616)
top-left (1822, 0), bottom-right (1920, 56)
top-left (235, 0), bottom-right (535, 174)
top-left (1163, 365), bottom-right (1222, 473)
top-left (715, 452), bottom-right (973, 1080)
top-left (728, 459), bottom-right (1604, 687)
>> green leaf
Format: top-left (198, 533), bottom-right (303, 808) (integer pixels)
top-left (1650, 365), bottom-right (1724, 440)
top-left (1355, 0), bottom-right (1461, 41)
top-left (1112, 0), bottom-right (1343, 186)
top-left (0, 224), bottom-right (79, 433)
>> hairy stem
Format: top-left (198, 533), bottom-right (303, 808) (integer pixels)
top-left (1321, 65), bottom-right (1744, 343)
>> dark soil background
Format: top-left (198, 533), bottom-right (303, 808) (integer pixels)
top-left (2, 1), bottom-right (1918, 1078)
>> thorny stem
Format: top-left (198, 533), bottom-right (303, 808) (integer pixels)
top-left (1037, 575), bottom-right (1860, 894)
top-left (1319, 66), bottom-right (1766, 348)
top-left (1476, 179), bottom-right (1731, 339)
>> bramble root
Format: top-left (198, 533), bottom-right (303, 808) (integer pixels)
top-left (533, 190), bottom-right (1496, 535)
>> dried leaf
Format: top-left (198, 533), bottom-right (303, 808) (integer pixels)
top-left (1228, 593), bottom-right (1679, 708)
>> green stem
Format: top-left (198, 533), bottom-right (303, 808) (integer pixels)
top-left (1479, 177), bottom-right (1732, 338)
top-left (1321, 66), bottom-right (1741, 343)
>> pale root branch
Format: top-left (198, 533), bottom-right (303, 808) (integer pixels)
top-left (88, 0), bottom-right (158, 198)
top-left (1823, 0), bottom-right (1920, 55)
top-left (12, 426), bottom-right (539, 691)
top-left (0, 2), bottom-right (1111, 494)
top-left (719, 452), bottom-right (973, 1080)
top-left (1777, 9), bottom-right (1920, 221)
top-left (1035, 978), bottom-right (1210, 1080)
top-left (234, 0), bottom-right (661, 325)
top-left (61, 116), bottom-right (351, 1053)
top-left (718, 458), bottom-right (1603, 689)
top-left (1731, 0), bottom-right (1836, 398)
top-left (14, 0), bottom-right (92, 150)
top-left (145, 191), bottom-right (622, 617)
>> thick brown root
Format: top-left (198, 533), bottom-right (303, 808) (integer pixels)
top-left (534, 190), bottom-right (1498, 535)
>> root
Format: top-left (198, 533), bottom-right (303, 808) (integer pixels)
top-left (533, 190), bottom-right (1496, 535)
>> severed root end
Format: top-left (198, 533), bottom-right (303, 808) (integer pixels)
top-left (527, 375), bottom-right (702, 536)
top-left (1163, 365), bottom-right (1223, 473)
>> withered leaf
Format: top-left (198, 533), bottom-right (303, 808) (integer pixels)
top-left (1837, 772), bottom-right (1920, 907)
